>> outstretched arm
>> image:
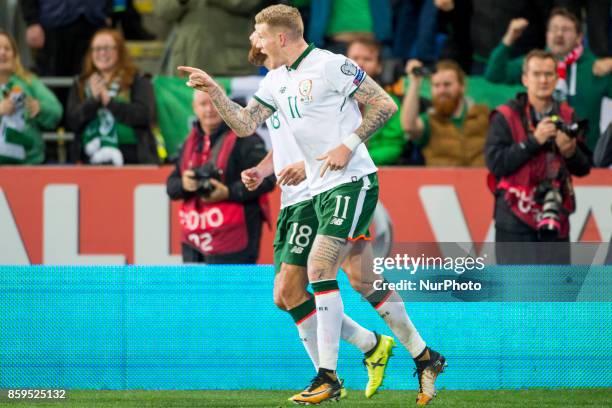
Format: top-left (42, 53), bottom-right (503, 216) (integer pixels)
top-left (178, 66), bottom-right (274, 136)
top-left (209, 87), bottom-right (274, 137)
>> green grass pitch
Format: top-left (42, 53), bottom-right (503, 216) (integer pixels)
top-left (1, 389), bottom-right (611, 407)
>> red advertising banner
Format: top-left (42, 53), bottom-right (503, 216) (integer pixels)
top-left (0, 167), bottom-right (610, 264)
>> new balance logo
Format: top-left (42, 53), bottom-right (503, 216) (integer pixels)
top-left (318, 306), bottom-right (328, 311)
top-left (290, 246), bottom-right (304, 254)
top-left (279, 86), bottom-right (287, 94)
top-left (330, 217), bottom-right (344, 226)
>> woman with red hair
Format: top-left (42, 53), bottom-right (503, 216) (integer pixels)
top-left (67, 28), bottom-right (158, 165)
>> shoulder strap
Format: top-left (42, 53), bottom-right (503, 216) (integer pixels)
top-left (210, 130), bottom-right (238, 182)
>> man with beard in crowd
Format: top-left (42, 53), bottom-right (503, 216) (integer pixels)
top-left (400, 59), bottom-right (490, 166)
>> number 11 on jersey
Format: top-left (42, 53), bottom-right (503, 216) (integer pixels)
top-left (287, 96), bottom-right (301, 119)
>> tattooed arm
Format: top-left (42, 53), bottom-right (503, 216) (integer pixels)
top-left (317, 76), bottom-right (397, 177)
top-left (178, 65), bottom-right (273, 137)
top-left (208, 86), bottom-right (273, 137)
top-left (351, 76), bottom-right (398, 143)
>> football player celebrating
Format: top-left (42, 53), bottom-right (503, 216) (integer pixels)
top-left (179, 5), bottom-right (446, 405)
top-left (241, 33), bottom-right (395, 401)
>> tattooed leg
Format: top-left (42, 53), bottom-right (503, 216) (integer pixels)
top-left (307, 234), bottom-right (352, 282)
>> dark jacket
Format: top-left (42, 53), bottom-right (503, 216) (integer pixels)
top-left (21, 0), bottom-right (112, 28)
top-left (66, 73), bottom-right (159, 164)
top-left (484, 45), bottom-right (612, 150)
top-left (167, 122), bottom-right (275, 262)
top-left (485, 93), bottom-right (591, 233)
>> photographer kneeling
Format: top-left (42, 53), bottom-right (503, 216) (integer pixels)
top-left (167, 90), bottom-right (274, 264)
top-left (485, 50), bottom-right (591, 264)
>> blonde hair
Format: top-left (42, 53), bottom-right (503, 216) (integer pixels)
top-left (0, 30), bottom-right (31, 81)
top-left (255, 4), bottom-right (304, 39)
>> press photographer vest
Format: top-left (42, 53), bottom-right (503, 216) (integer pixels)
top-left (491, 103), bottom-right (576, 238)
top-left (179, 124), bottom-right (248, 256)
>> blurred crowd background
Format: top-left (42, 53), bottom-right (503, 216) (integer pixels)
top-left (0, 0), bottom-right (610, 168)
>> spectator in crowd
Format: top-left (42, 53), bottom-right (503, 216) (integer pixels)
top-left (21, 0), bottom-right (112, 76)
top-left (401, 59), bottom-right (489, 166)
top-left (485, 50), bottom-right (591, 264)
top-left (306, 0), bottom-right (391, 55)
top-left (346, 38), bottom-right (405, 165)
top-left (166, 90), bottom-right (274, 264)
top-left (437, 0), bottom-right (473, 73)
top-left (471, 0), bottom-right (554, 74)
top-left (392, 0), bottom-right (455, 66)
top-left (554, 0), bottom-right (611, 57)
top-left (111, 0), bottom-right (155, 40)
top-left (66, 28), bottom-right (158, 165)
top-left (0, 30), bottom-right (62, 164)
top-left (485, 7), bottom-right (612, 151)
top-left (153, 0), bottom-right (263, 77)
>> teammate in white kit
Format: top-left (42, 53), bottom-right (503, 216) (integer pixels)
top-left (240, 35), bottom-right (396, 400)
top-left (179, 5), bottom-right (445, 405)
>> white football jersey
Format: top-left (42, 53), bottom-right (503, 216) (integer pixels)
top-left (254, 44), bottom-right (378, 196)
top-left (265, 112), bottom-right (311, 209)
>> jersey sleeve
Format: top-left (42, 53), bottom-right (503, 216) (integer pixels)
top-left (323, 55), bottom-right (367, 98)
top-left (252, 73), bottom-right (277, 112)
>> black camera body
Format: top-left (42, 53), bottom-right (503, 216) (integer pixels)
top-left (191, 163), bottom-right (223, 198)
top-left (411, 66), bottom-right (434, 77)
top-left (549, 115), bottom-right (587, 139)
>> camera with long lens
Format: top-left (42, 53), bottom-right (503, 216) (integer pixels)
top-left (411, 66), bottom-right (434, 77)
top-left (534, 180), bottom-right (563, 241)
top-left (549, 115), bottom-right (587, 139)
top-left (191, 163), bottom-right (223, 198)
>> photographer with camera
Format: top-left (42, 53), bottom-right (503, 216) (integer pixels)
top-left (484, 7), bottom-right (612, 152)
top-left (166, 90), bottom-right (274, 264)
top-left (485, 50), bottom-right (591, 264)
top-left (401, 58), bottom-right (489, 166)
